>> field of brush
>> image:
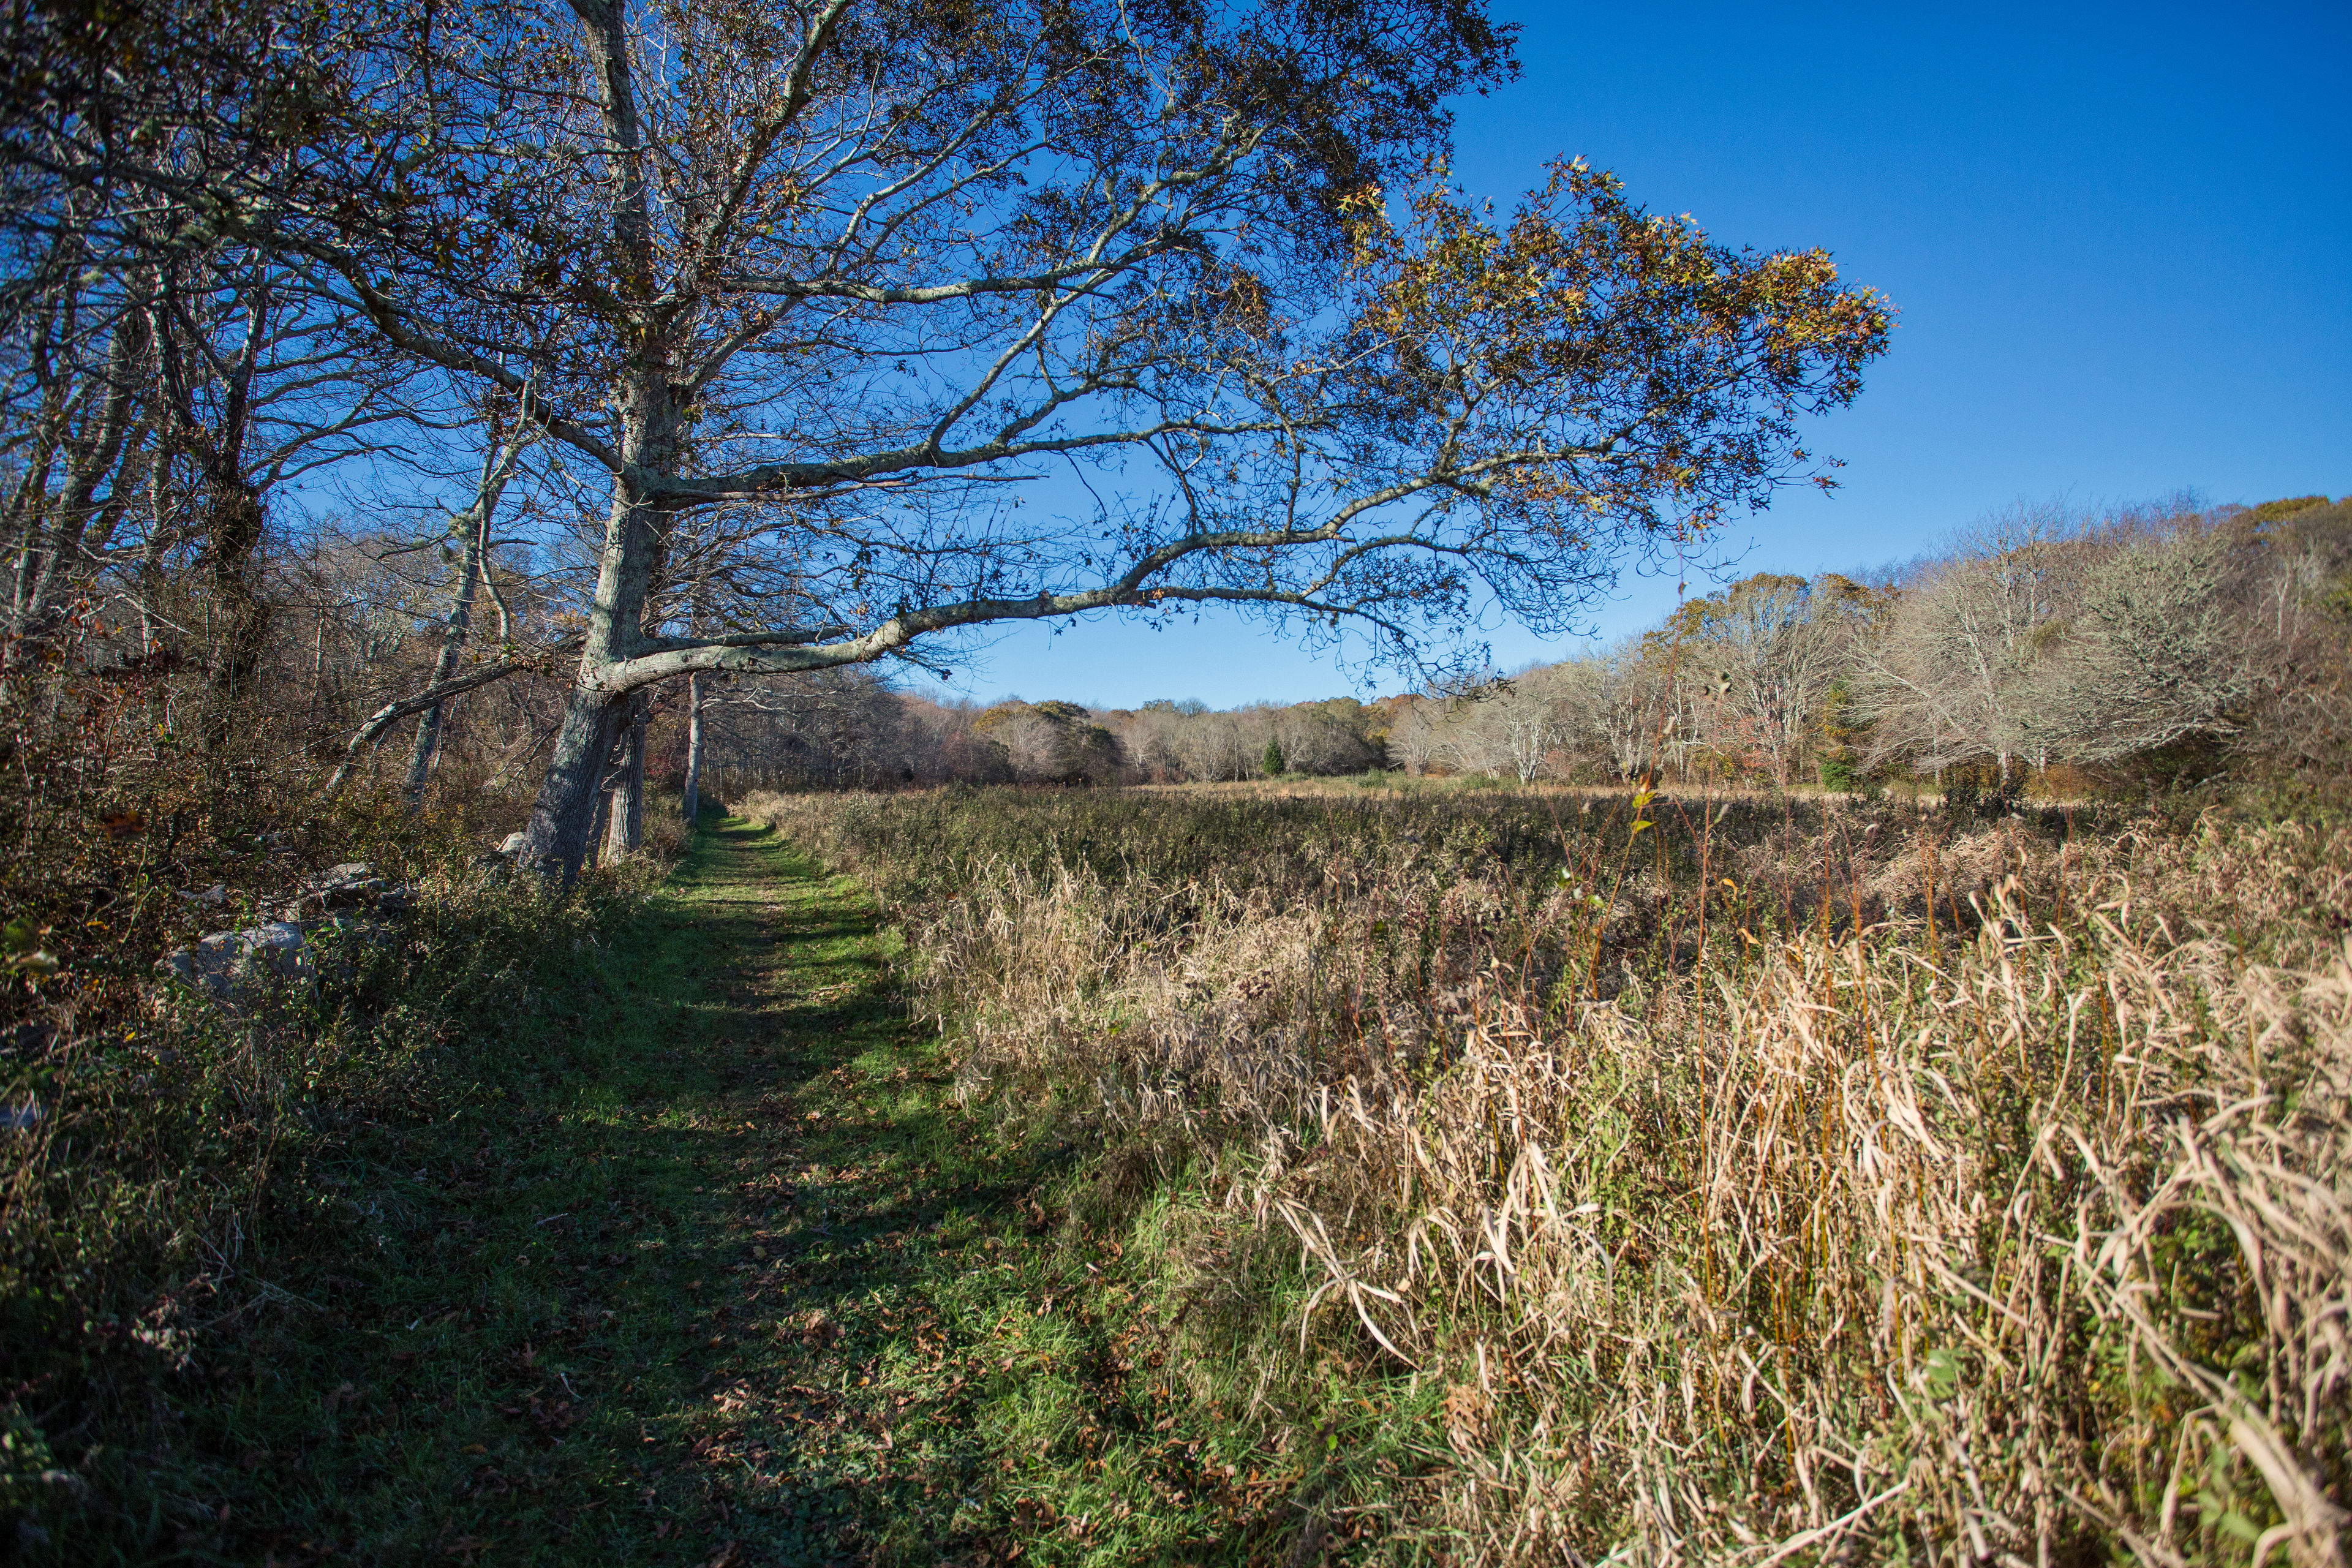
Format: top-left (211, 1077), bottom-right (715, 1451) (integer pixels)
top-left (742, 780), bottom-right (2352, 1566)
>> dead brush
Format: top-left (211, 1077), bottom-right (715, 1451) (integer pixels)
top-left (741, 786), bottom-right (2351, 1563)
top-left (1250, 877), bottom-right (2351, 1565)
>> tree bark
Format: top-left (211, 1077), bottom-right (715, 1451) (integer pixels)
top-left (604, 697), bottom-right (647, 860)
top-left (625, 705), bottom-right (646, 850)
top-left (682, 671), bottom-right (705, 827)
top-left (525, 686), bottom-right (633, 883)
top-left (203, 475), bottom-right (270, 747)
top-left (586, 774), bottom-right (612, 872)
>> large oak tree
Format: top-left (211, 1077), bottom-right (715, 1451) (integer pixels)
top-left (70, 0), bottom-right (1888, 878)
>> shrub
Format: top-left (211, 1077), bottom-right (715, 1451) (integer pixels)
top-left (0, 658), bottom-right (679, 1553)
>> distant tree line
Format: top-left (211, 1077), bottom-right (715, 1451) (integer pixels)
top-left (1405, 494), bottom-right (2352, 796)
top-left (701, 494), bottom-right (2352, 796)
top-left (699, 684), bottom-right (1389, 791)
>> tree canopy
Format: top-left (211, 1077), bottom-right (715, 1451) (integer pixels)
top-left (4, 0), bottom-right (1892, 876)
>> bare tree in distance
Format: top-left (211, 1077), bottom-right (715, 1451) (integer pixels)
top-left (2030, 527), bottom-right (2267, 763)
top-left (687, 494), bottom-right (2352, 798)
top-left (1554, 639), bottom-right (1672, 783)
top-left (1679, 574), bottom-right (1854, 787)
top-left (1852, 500), bottom-right (2090, 781)
top-left (1387, 698), bottom-right (1446, 776)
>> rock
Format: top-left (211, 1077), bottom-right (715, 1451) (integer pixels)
top-left (158, 920), bottom-right (317, 1008)
top-left (498, 832), bottom-right (528, 857)
top-left (322, 880), bottom-right (392, 911)
top-left (159, 862), bottom-right (417, 1010)
top-left (274, 861), bottom-right (415, 919)
top-left (311, 862), bottom-right (393, 911)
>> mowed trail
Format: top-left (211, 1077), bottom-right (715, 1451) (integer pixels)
top-left (636, 815), bottom-right (1052, 1566)
top-left (467, 820), bottom-right (1280, 1567)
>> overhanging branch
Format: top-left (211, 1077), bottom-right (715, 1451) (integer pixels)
top-left (322, 643), bottom-right (579, 798)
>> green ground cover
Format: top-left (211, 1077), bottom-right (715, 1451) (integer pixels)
top-left (20, 819), bottom-right (1329, 1566)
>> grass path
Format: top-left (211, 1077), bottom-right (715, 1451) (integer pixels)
top-left (186, 818), bottom-right (1300, 1566)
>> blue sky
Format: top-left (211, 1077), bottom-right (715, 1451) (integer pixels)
top-left (924, 0), bottom-right (2352, 710)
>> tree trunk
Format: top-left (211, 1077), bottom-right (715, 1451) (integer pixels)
top-left (21, 325), bottom-right (140, 635)
top-left (682, 672), bottom-right (705, 827)
top-left (604, 699), bottom-right (646, 860)
top-left (403, 413), bottom-right (525, 810)
top-left (624, 703), bottom-right (647, 850)
top-left (513, 454), bottom-right (672, 881)
top-left (203, 475), bottom-right (271, 750)
top-left (587, 776), bottom-right (612, 872)
top-left (402, 532), bottom-right (486, 809)
top-left (521, 687), bottom-right (632, 883)
top-left (185, 270), bottom-right (276, 753)
top-left (511, 383), bottom-right (677, 881)
top-left (513, 4), bottom-right (677, 884)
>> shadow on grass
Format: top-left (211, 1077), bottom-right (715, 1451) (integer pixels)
top-left (51, 817), bottom-right (1275, 1568)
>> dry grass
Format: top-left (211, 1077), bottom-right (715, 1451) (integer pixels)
top-left (742, 785), bottom-right (2351, 1565)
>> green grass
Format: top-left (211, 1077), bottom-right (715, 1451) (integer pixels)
top-left (28, 819), bottom-right (1355, 1565)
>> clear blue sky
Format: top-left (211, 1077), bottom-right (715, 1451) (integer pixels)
top-left (943, 2), bottom-right (2352, 709)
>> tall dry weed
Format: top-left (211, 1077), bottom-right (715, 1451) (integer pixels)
top-left (744, 786), bottom-right (2351, 1564)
